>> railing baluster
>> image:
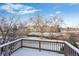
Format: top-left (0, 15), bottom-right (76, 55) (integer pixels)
top-left (50, 43), bottom-right (52, 50)
top-left (39, 41), bottom-right (41, 51)
top-left (54, 42), bottom-right (55, 51)
top-left (21, 39), bottom-right (22, 48)
top-left (58, 43), bottom-right (60, 51)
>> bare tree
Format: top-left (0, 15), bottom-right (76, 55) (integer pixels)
top-left (17, 21), bottom-right (29, 37)
top-left (0, 14), bottom-right (24, 55)
top-left (0, 16), bottom-right (9, 44)
top-left (0, 14), bottom-right (21, 44)
top-left (30, 14), bottom-right (47, 38)
top-left (50, 14), bottom-right (64, 32)
top-left (48, 14), bottom-right (64, 40)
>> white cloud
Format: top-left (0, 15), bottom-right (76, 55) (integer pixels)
top-left (1, 3), bottom-right (41, 15)
top-left (55, 11), bottom-right (62, 14)
top-left (19, 9), bottom-right (41, 15)
top-left (68, 3), bottom-right (79, 6)
top-left (49, 11), bottom-right (62, 17)
top-left (49, 14), bottom-right (54, 17)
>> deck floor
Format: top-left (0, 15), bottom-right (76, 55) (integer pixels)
top-left (11, 48), bottom-right (64, 56)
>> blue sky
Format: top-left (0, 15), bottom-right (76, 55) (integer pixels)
top-left (0, 3), bottom-right (79, 27)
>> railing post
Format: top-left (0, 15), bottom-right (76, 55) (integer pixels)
top-left (39, 41), bottom-right (41, 51)
top-left (64, 43), bottom-right (67, 56)
top-left (4, 45), bottom-right (10, 56)
top-left (9, 44), bottom-right (12, 56)
top-left (21, 39), bottom-right (23, 48)
top-left (0, 47), bottom-right (1, 56)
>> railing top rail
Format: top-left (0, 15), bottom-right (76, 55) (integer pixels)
top-left (0, 38), bottom-right (22, 48)
top-left (21, 37), bottom-right (65, 43)
top-left (0, 37), bottom-right (64, 48)
top-left (64, 41), bottom-right (79, 54)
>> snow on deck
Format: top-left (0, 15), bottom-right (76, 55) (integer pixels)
top-left (11, 48), bottom-right (64, 56)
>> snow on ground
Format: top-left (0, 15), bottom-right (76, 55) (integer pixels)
top-left (42, 32), bottom-right (63, 37)
top-left (11, 47), bottom-right (64, 56)
top-left (28, 32), bottom-right (42, 36)
top-left (28, 32), bottom-right (63, 37)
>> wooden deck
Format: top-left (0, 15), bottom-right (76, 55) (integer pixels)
top-left (11, 47), bottom-right (64, 56)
